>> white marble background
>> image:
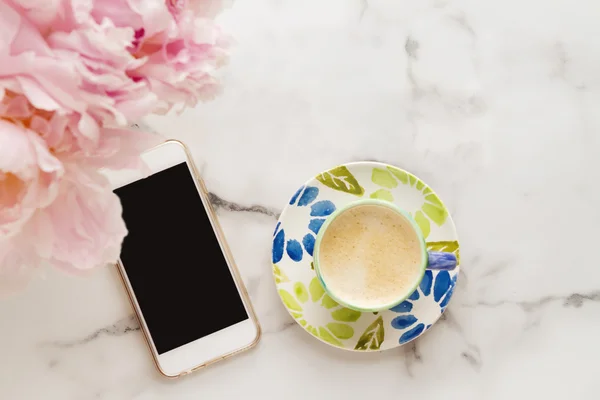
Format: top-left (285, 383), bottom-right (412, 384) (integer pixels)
top-left (1, 0), bottom-right (600, 398)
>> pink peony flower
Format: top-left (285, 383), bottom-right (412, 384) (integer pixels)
top-left (0, 164), bottom-right (128, 289)
top-left (0, 118), bottom-right (63, 237)
top-left (44, 163), bottom-right (127, 272)
top-left (0, 0), bottom-right (227, 292)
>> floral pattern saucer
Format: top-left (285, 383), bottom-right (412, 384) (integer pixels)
top-left (272, 162), bottom-right (460, 351)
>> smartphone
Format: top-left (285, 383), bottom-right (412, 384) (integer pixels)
top-left (108, 140), bottom-right (260, 378)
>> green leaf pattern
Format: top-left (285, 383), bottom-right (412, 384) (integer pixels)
top-left (273, 264), bottom-right (289, 284)
top-left (369, 166), bottom-right (449, 239)
top-left (354, 316), bottom-right (385, 350)
top-left (316, 166), bottom-right (365, 196)
top-left (371, 168), bottom-right (398, 189)
top-left (369, 188), bottom-right (394, 201)
top-left (279, 277), bottom-right (362, 347)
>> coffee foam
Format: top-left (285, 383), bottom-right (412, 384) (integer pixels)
top-left (318, 205), bottom-right (423, 309)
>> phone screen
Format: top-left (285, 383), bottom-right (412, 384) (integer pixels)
top-left (114, 162), bottom-right (249, 355)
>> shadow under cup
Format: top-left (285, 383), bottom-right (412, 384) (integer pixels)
top-left (312, 199), bottom-right (457, 313)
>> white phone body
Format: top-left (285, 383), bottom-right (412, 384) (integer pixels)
top-left (106, 140), bottom-right (260, 378)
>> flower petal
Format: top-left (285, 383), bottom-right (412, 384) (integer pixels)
top-left (414, 210), bottom-right (430, 239)
top-left (0, 2), bottom-right (20, 54)
top-left (439, 284), bottom-right (455, 310)
top-left (331, 308), bottom-right (361, 322)
top-left (310, 200), bottom-right (336, 217)
top-left (321, 294), bottom-right (338, 309)
top-left (399, 323), bottom-right (425, 344)
top-left (433, 271), bottom-right (451, 302)
top-left (278, 289), bottom-right (302, 312)
top-left (391, 315), bottom-right (417, 329)
top-left (308, 218), bottom-right (325, 235)
top-left (318, 327), bottom-right (343, 347)
top-left (286, 239), bottom-right (303, 262)
top-left (422, 202), bottom-right (447, 226)
top-left (390, 300), bottom-right (413, 313)
top-left (297, 186), bottom-right (318, 206)
top-left (420, 270), bottom-right (433, 296)
top-left (47, 168), bottom-right (126, 271)
top-left (272, 228), bottom-right (284, 263)
top-left (371, 168), bottom-right (398, 188)
top-left (326, 323), bottom-right (354, 339)
top-left (293, 282), bottom-right (308, 304)
top-left (289, 185), bottom-right (304, 205)
top-left (370, 189), bottom-right (394, 201)
top-left (309, 277), bottom-right (324, 302)
top-left (302, 233), bottom-right (315, 256)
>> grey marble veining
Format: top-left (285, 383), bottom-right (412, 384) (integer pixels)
top-left (1, 0), bottom-right (599, 398)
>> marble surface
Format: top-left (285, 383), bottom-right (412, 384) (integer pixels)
top-left (1, 0), bottom-right (600, 398)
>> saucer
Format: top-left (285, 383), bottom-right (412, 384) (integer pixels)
top-left (272, 162), bottom-right (460, 351)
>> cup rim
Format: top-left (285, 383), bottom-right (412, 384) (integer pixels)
top-left (312, 199), bottom-right (428, 313)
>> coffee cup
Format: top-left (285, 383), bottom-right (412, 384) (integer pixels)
top-left (313, 199), bottom-right (457, 312)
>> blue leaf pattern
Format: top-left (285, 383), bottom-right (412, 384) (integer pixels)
top-left (400, 324), bottom-right (425, 344)
top-left (433, 271), bottom-right (451, 302)
top-left (391, 315), bottom-right (417, 329)
top-left (272, 228), bottom-right (285, 263)
top-left (310, 200), bottom-right (336, 217)
top-left (286, 240), bottom-right (303, 262)
top-left (273, 185), bottom-right (336, 263)
top-left (298, 186), bottom-right (319, 206)
top-left (302, 234), bottom-right (315, 256)
top-left (440, 275), bottom-right (458, 311)
top-left (289, 186), bottom-right (303, 205)
top-left (308, 218), bottom-right (326, 235)
top-left (420, 270), bottom-right (433, 296)
top-left (390, 270), bottom-right (458, 345)
top-left (389, 301), bottom-right (412, 313)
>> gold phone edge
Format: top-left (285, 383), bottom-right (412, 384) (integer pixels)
top-left (114, 139), bottom-right (262, 379)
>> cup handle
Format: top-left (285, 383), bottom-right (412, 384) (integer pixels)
top-left (427, 251), bottom-right (457, 271)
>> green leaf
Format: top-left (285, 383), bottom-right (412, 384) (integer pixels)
top-left (316, 166), bottom-right (365, 196)
top-left (414, 210), bottom-right (431, 239)
top-left (321, 294), bottom-right (339, 309)
top-left (422, 203), bottom-right (448, 226)
top-left (371, 168), bottom-right (398, 189)
top-left (354, 316), bottom-right (385, 350)
top-left (279, 289), bottom-right (303, 312)
top-left (427, 240), bottom-right (460, 264)
top-left (423, 192), bottom-right (448, 226)
top-left (318, 327), bottom-right (343, 347)
top-left (386, 166), bottom-right (409, 184)
top-left (309, 277), bottom-right (325, 302)
top-left (331, 308), bottom-right (361, 322)
top-left (273, 264), bottom-right (289, 284)
top-left (294, 282), bottom-right (309, 304)
top-left (307, 326), bottom-right (318, 336)
top-left (369, 189), bottom-right (394, 202)
top-left (425, 193), bottom-right (444, 208)
top-left (326, 323), bottom-right (354, 339)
